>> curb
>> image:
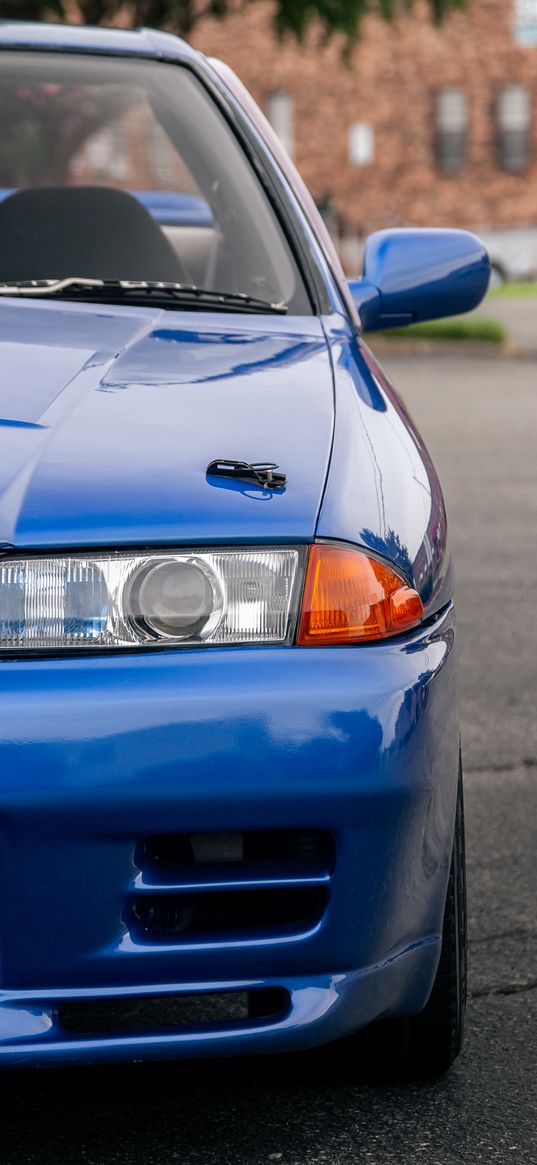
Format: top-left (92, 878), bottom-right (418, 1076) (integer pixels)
top-left (367, 339), bottom-right (529, 359)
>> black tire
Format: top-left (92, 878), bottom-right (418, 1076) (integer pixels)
top-left (347, 760), bottom-right (467, 1079)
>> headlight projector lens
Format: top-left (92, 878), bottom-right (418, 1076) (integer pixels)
top-left (133, 559), bottom-right (222, 640)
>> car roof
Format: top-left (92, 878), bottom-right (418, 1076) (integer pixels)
top-left (0, 21), bottom-right (197, 62)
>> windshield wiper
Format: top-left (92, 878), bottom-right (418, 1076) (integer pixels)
top-left (0, 278), bottom-right (288, 315)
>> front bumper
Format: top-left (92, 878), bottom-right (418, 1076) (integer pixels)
top-left (0, 608), bottom-right (458, 1066)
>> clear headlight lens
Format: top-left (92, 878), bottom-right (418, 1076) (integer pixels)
top-left (129, 559), bottom-right (224, 641)
top-left (0, 549), bottom-right (302, 651)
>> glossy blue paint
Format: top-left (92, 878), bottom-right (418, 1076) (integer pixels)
top-left (0, 301), bottom-right (332, 548)
top-left (317, 316), bottom-right (452, 616)
top-left (0, 23), bottom-right (485, 1068)
top-left (0, 613), bottom-right (457, 1064)
top-left (1, 954), bottom-right (439, 1066)
top-left (350, 228), bottom-right (491, 331)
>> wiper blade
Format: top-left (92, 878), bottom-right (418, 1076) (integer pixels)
top-left (0, 278), bottom-right (288, 314)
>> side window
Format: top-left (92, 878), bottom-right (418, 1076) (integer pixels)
top-left (497, 84), bottom-right (531, 173)
top-left (434, 87), bottom-right (467, 173)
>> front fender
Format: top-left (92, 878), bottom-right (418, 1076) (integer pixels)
top-left (318, 315), bottom-right (451, 617)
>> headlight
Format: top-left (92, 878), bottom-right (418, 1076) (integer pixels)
top-left (0, 549), bottom-right (303, 652)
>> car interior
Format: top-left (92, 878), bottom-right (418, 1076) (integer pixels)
top-left (0, 53), bottom-right (310, 309)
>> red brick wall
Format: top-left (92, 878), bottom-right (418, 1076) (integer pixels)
top-left (190, 0), bottom-right (537, 235)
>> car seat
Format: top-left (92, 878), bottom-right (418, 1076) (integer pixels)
top-left (0, 185), bottom-right (190, 283)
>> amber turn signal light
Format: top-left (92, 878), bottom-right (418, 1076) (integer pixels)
top-left (297, 544), bottom-right (424, 645)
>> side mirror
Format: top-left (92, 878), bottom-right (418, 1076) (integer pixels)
top-left (349, 228), bottom-right (490, 333)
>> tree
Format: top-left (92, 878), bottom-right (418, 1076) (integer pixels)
top-left (0, 1), bottom-right (466, 42)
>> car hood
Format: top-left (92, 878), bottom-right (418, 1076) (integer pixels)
top-left (0, 299), bottom-right (334, 549)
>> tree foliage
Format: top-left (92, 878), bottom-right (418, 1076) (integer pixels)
top-left (0, 0), bottom-right (467, 42)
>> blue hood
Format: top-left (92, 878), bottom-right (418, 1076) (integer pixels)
top-left (0, 299), bottom-right (334, 549)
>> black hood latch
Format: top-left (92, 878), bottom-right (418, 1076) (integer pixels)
top-left (206, 459), bottom-right (287, 490)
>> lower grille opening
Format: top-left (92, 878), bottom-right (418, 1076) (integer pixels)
top-left (138, 828), bottom-right (334, 878)
top-left (58, 988), bottom-right (288, 1037)
top-left (126, 886), bottom-right (325, 942)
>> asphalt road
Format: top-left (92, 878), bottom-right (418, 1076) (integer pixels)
top-left (0, 354), bottom-right (535, 1165)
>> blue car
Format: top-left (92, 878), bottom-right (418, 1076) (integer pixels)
top-left (0, 22), bottom-right (489, 1076)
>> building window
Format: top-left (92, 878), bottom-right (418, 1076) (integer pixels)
top-left (266, 91), bottom-right (294, 158)
top-left (348, 122), bottom-right (375, 167)
top-left (435, 87), bottom-right (467, 172)
top-left (514, 0), bottom-right (537, 46)
top-left (497, 84), bottom-right (531, 172)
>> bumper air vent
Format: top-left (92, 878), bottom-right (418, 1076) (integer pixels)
top-left (59, 988), bottom-right (288, 1036)
top-left (126, 828), bottom-right (334, 945)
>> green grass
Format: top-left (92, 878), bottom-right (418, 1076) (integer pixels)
top-left (488, 282), bottom-right (537, 298)
top-left (378, 316), bottom-right (506, 343)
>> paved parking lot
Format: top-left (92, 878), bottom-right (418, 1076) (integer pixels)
top-left (1, 354), bottom-right (535, 1165)
top-left (474, 294), bottom-right (537, 355)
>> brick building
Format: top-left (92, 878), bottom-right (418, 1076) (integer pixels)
top-left (190, 0), bottom-right (537, 267)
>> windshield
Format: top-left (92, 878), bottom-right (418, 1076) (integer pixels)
top-left (0, 52), bottom-right (311, 312)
